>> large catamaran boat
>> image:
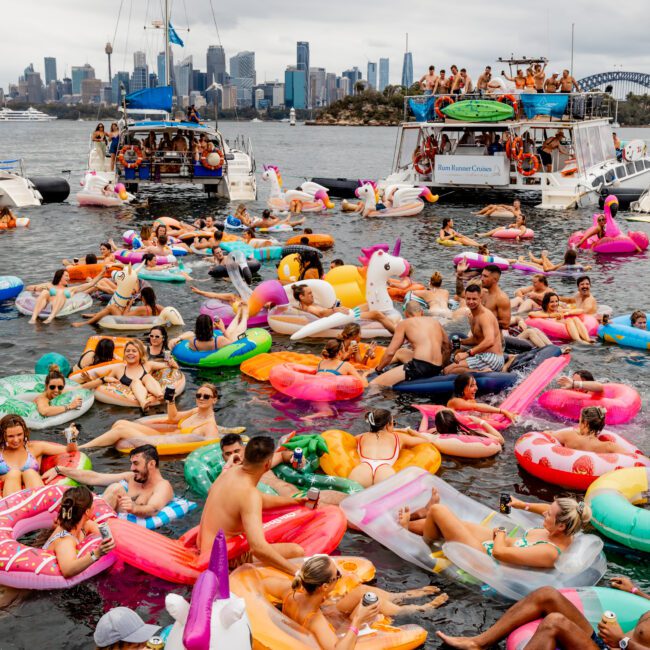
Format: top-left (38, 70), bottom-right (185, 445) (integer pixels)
top-left (382, 64), bottom-right (649, 209)
top-left (0, 107), bottom-right (57, 122)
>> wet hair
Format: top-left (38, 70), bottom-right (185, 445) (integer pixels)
top-left (130, 444), bottom-right (159, 467)
top-left (465, 283), bottom-right (482, 296)
top-left (291, 555), bottom-right (336, 594)
top-left (434, 409), bottom-right (477, 435)
top-left (148, 325), bottom-right (169, 350)
top-left (533, 274), bottom-right (549, 286)
top-left (244, 229), bottom-right (255, 239)
top-left (477, 245), bottom-right (490, 255)
top-left (483, 264), bottom-right (502, 277)
top-left (404, 300), bottom-right (424, 315)
top-left (140, 287), bottom-right (159, 315)
top-left (52, 269), bottom-right (66, 286)
top-left (442, 218), bottom-right (452, 229)
top-left (45, 364), bottom-right (66, 386)
top-left (194, 314), bottom-right (215, 341)
top-left (321, 339), bottom-right (342, 359)
top-left (243, 435), bottom-right (275, 465)
top-left (84, 253), bottom-right (98, 265)
top-left (124, 339), bottom-right (148, 363)
top-left (0, 414), bottom-right (29, 448)
top-left (300, 237), bottom-right (309, 245)
top-left (298, 250), bottom-right (323, 280)
top-left (430, 271), bottom-right (443, 287)
top-left (563, 249), bottom-right (578, 265)
top-left (262, 209), bottom-right (271, 218)
top-left (292, 283), bottom-right (308, 301)
top-left (576, 275), bottom-right (590, 287)
top-left (365, 408), bottom-right (392, 433)
top-left (517, 214), bottom-right (527, 225)
top-left (304, 228), bottom-right (313, 234)
top-left (93, 338), bottom-right (115, 365)
top-left (330, 259), bottom-right (344, 268)
top-left (574, 369), bottom-right (594, 381)
top-left (56, 485), bottom-right (94, 531)
top-left (154, 224), bottom-right (167, 237)
top-left (580, 406), bottom-right (606, 435)
top-left (541, 292), bottom-right (559, 312)
top-left (631, 310), bottom-right (646, 326)
top-left (340, 323), bottom-right (361, 340)
top-left (140, 225), bottom-right (152, 240)
top-left (453, 373), bottom-right (475, 397)
top-left (220, 433), bottom-right (244, 449)
top-left (142, 253), bottom-right (156, 264)
top-left (553, 496), bottom-right (591, 536)
top-left (100, 242), bottom-right (112, 253)
top-left (157, 234), bottom-right (168, 246)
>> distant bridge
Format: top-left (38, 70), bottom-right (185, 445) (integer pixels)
top-left (577, 71), bottom-right (650, 99)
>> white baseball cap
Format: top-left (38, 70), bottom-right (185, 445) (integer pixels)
top-left (94, 607), bottom-right (160, 646)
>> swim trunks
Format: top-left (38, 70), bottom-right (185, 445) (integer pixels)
top-left (590, 631), bottom-right (609, 650)
top-left (404, 359), bottom-right (443, 381)
top-left (538, 148), bottom-right (552, 166)
top-left (466, 353), bottom-right (505, 372)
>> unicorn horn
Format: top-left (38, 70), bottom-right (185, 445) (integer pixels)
top-left (210, 529), bottom-right (230, 600)
top-left (392, 239), bottom-right (401, 256)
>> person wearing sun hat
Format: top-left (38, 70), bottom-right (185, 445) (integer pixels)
top-left (94, 607), bottom-right (160, 649)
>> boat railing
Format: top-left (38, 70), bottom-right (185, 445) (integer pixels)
top-left (402, 92), bottom-right (613, 123)
top-left (0, 158), bottom-right (26, 176)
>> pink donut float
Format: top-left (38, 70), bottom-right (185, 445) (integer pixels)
top-left (491, 228), bottom-right (534, 239)
top-left (538, 383), bottom-right (641, 425)
top-left (0, 485), bottom-right (116, 589)
top-left (269, 363), bottom-right (364, 402)
top-left (116, 249), bottom-right (177, 266)
top-left (524, 313), bottom-right (599, 341)
top-left (453, 252), bottom-right (510, 270)
top-left (514, 430), bottom-right (650, 490)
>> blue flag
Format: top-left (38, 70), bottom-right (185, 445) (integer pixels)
top-left (169, 22), bottom-right (184, 47)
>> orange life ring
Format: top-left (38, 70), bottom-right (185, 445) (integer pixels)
top-left (506, 136), bottom-right (524, 161)
top-left (561, 158), bottom-right (578, 177)
top-left (517, 153), bottom-right (540, 176)
top-left (435, 96), bottom-right (454, 119)
top-left (200, 149), bottom-right (224, 170)
top-left (413, 151), bottom-right (432, 176)
top-left (423, 135), bottom-right (438, 158)
top-left (497, 94), bottom-right (519, 116)
top-left (117, 145), bottom-right (143, 169)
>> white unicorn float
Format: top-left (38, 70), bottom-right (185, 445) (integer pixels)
top-left (76, 171), bottom-right (134, 208)
top-left (267, 248), bottom-right (408, 339)
top-left (357, 182), bottom-right (437, 217)
top-left (261, 165), bottom-right (334, 212)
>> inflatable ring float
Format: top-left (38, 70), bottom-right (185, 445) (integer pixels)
top-left (497, 94), bottom-right (519, 116)
top-left (0, 276), bottom-right (24, 301)
top-left (525, 313), bottom-right (599, 342)
top-left (491, 228), bottom-right (534, 239)
top-left (269, 363), bottom-right (365, 402)
top-left (453, 251), bottom-right (510, 270)
top-left (285, 233), bottom-right (334, 250)
top-left (97, 306), bottom-right (185, 331)
top-left (117, 495), bottom-right (197, 530)
top-left (598, 312), bottom-right (650, 351)
top-left (15, 290), bottom-right (93, 320)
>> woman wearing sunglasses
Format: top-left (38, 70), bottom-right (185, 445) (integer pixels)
top-left (146, 326), bottom-right (169, 360)
top-left (35, 365), bottom-right (83, 417)
top-left (81, 384), bottom-right (220, 449)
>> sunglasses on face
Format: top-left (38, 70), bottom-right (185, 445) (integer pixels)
top-left (49, 384), bottom-right (64, 391)
top-left (196, 392), bottom-right (213, 400)
top-left (149, 334), bottom-right (162, 339)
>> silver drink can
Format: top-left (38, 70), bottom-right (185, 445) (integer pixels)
top-left (362, 591), bottom-right (379, 607)
top-left (98, 522), bottom-right (112, 541)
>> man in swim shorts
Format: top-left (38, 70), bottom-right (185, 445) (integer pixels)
top-left (43, 444), bottom-right (173, 518)
top-left (560, 69), bottom-right (582, 93)
top-left (371, 301), bottom-right (449, 387)
top-left (560, 274), bottom-right (599, 316)
top-left (418, 66), bottom-right (439, 95)
top-left (544, 73), bottom-right (560, 93)
top-left (436, 578), bottom-right (650, 649)
top-left (444, 284), bottom-right (505, 374)
top-left (198, 435), bottom-right (306, 572)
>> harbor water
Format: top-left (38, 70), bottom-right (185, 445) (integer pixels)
top-left (0, 120), bottom-right (649, 648)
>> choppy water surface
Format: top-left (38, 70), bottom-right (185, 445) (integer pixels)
top-left (1, 121), bottom-right (649, 648)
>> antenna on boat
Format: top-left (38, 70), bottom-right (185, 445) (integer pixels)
top-left (570, 23), bottom-right (575, 78)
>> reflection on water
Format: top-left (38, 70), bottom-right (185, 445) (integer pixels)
top-left (0, 121), bottom-right (648, 647)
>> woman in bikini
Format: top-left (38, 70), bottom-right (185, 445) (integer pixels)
top-left (575, 213), bottom-right (608, 250)
top-left (433, 408), bottom-right (504, 445)
top-left (339, 323), bottom-right (377, 366)
top-left (146, 326), bottom-right (170, 360)
top-left (408, 271), bottom-right (451, 317)
top-left (348, 408), bottom-right (435, 488)
top-left (447, 373), bottom-right (517, 424)
top-left (528, 292), bottom-right (592, 343)
top-left (80, 383), bottom-right (220, 449)
top-left (477, 213), bottom-right (529, 241)
top-left (0, 414), bottom-right (74, 497)
top-left (74, 338), bottom-right (117, 371)
top-left (523, 247), bottom-right (590, 273)
top-left (26, 269), bottom-right (104, 324)
top-left (439, 218), bottom-right (480, 247)
top-left (475, 199), bottom-right (523, 218)
top-left (34, 365), bottom-right (85, 418)
top-left (170, 310), bottom-right (250, 353)
top-left (399, 491), bottom-right (590, 568)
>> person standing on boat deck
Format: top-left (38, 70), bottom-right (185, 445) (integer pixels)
top-left (503, 68), bottom-right (526, 89)
top-left (436, 70), bottom-right (450, 94)
top-left (533, 63), bottom-right (547, 92)
top-left (418, 66), bottom-right (439, 95)
top-left (538, 130), bottom-right (570, 172)
top-left (458, 69), bottom-right (473, 94)
top-left (108, 123), bottom-right (120, 170)
top-left (560, 69), bottom-right (582, 92)
top-left (186, 105), bottom-right (200, 123)
top-left (476, 66), bottom-right (492, 95)
top-left (171, 130), bottom-right (188, 152)
top-left (158, 132), bottom-right (172, 151)
top-left (544, 73), bottom-right (560, 93)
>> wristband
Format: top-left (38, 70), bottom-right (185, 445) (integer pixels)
top-left (632, 587), bottom-right (639, 594)
top-left (90, 551), bottom-right (98, 563)
top-left (54, 465), bottom-right (60, 475)
top-left (349, 626), bottom-right (359, 636)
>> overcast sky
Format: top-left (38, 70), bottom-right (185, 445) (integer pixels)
top-left (3, 0), bottom-right (648, 89)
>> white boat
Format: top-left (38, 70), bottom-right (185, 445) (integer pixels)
top-left (383, 85), bottom-right (650, 209)
top-left (0, 159), bottom-right (42, 207)
top-left (0, 107), bottom-right (57, 122)
top-left (289, 107), bottom-right (296, 126)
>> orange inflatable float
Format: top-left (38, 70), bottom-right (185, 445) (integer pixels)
top-left (319, 429), bottom-right (442, 479)
top-left (66, 264), bottom-right (122, 282)
top-left (285, 233), bottom-right (335, 250)
top-left (388, 282), bottom-right (426, 302)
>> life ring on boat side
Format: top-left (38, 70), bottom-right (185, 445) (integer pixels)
top-left (118, 146), bottom-right (143, 169)
top-left (413, 151), bottom-right (432, 176)
top-left (200, 150), bottom-right (224, 170)
top-left (435, 96), bottom-right (455, 119)
top-left (497, 94), bottom-right (519, 116)
top-left (517, 153), bottom-right (540, 176)
top-left (506, 136), bottom-right (524, 160)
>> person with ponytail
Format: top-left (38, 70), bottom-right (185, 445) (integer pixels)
top-left (42, 486), bottom-right (114, 578)
top-left (399, 489), bottom-right (591, 569)
top-left (434, 408), bottom-right (505, 445)
top-left (273, 554), bottom-right (447, 649)
top-left (543, 405), bottom-right (630, 454)
top-left (34, 365), bottom-right (83, 417)
top-left (409, 271), bottom-right (451, 316)
top-left (348, 408), bottom-right (437, 488)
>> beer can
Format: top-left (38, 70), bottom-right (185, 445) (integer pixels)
top-left (362, 591), bottom-right (379, 607)
top-left (602, 611), bottom-right (617, 624)
top-left (499, 493), bottom-right (511, 514)
top-left (98, 522), bottom-right (112, 541)
top-left (306, 487), bottom-right (320, 509)
top-left (292, 447), bottom-right (303, 468)
top-left (145, 637), bottom-right (165, 649)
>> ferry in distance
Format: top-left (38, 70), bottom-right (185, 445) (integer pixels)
top-left (0, 107), bottom-right (57, 122)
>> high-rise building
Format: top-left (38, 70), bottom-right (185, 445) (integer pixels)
top-left (401, 35), bottom-right (413, 89)
top-left (309, 67), bottom-right (326, 107)
top-left (134, 51), bottom-right (147, 69)
top-left (61, 77), bottom-right (72, 96)
top-left (296, 41), bottom-right (310, 107)
top-left (192, 70), bottom-right (207, 93)
top-left (367, 62), bottom-right (377, 90)
top-left (112, 71), bottom-right (130, 103)
top-left (131, 66), bottom-right (148, 92)
top-left (284, 67), bottom-right (306, 109)
top-left (45, 80), bottom-right (61, 101)
top-left (175, 55), bottom-right (193, 97)
top-left (206, 45), bottom-right (226, 85)
top-left (338, 76), bottom-right (351, 98)
top-left (148, 73), bottom-right (158, 88)
top-left (255, 81), bottom-right (284, 107)
top-left (81, 78), bottom-right (103, 104)
top-left (71, 64), bottom-right (95, 94)
top-left (379, 58), bottom-right (389, 91)
top-left (25, 70), bottom-right (44, 104)
top-left (44, 57), bottom-right (57, 85)
top-left (342, 67), bottom-right (362, 94)
top-left (157, 52), bottom-right (167, 85)
top-left (325, 72), bottom-right (337, 105)
top-left (229, 51), bottom-right (255, 84)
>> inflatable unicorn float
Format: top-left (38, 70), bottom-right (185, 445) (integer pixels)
top-left (77, 171), bottom-right (134, 208)
top-left (568, 195), bottom-right (649, 254)
top-left (356, 182), bottom-right (438, 217)
top-left (267, 243), bottom-right (409, 339)
top-left (261, 165), bottom-right (334, 213)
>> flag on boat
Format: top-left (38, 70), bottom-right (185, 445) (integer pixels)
top-left (169, 22), bottom-right (184, 46)
top-left (125, 86), bottom-right (173, 112)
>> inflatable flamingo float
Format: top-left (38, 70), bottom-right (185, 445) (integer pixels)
top-left (568, 195), bottom-right (648, 254)
top-left (261, 165), bottom-right (334, 212)
top-left (356, 182), bottom-right (437, 217)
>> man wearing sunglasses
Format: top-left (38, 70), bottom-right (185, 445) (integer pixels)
top-left (42, 444), bottom-right (173, 519)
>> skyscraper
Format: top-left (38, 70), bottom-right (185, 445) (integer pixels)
top-left (157, 52), bottom-right (166, 85)
top-left (309, 67), bottom-right (326, 107)
top-left (367, 62), bottom-right (377, 89)
top-left (342, 67), bottom-right (362, 94)
top-left (71, 64), bottom-right (95, 94)
top-left (175, 55), bottom-right (193, 97)
top-left (296, 41), bottom-right (310, 107)
top-left (401, 35), bottom-right (413, 89)
top-left (379, 58), bottom-right (389, 91)
top-left (206, 45), bottom-right (226, 85)
top-left (133, 51), bottom-right (147, 69)
top-left (44, 57), bottom-right (57, 85)
top-left (284, 67), bottom-right (306, 109)
top-left (229, 51), bottom-right (255, 84)
top-left (111, 71), bottom-right (130, 103)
